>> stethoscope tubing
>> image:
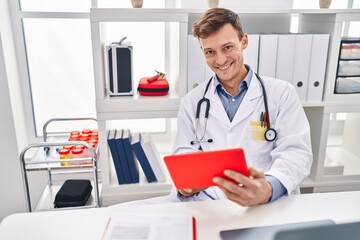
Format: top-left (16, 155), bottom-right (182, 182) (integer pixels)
top-left (254, 73), bottom-right (270, 130)
top-left (192, 72), bottom-right (277, 144)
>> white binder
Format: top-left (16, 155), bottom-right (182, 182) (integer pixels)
top-left (205, 66), bottom-right (214, 82)
top-left (306, 34), bottom-right (329, 102)
top-left (292, 34), bottom-right (312, 102)
top-left (275, 34), bottom-right (296, 83)
top-left (258, 34), bottom-right (278, 78)
top-left (243, 34), bottom-right (260, 72)
top-left (187, 35), bottom-right (207, 92)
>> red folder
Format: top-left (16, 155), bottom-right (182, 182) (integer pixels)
top-left (164, 148), bottom-right (249, 189)
top-left (193, 217), bottom-right (196, 240)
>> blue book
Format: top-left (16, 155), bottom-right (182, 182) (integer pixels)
top-left (131, 133), bottom-right (157, 183)
top-left (107, 129), bottom-right (126, 184)
top-left (140, 133), bottom-right (166, 182)
top-left (122, 129), bottom-right (139, 183)
top-left (114, 129), bottom-right (132, 184)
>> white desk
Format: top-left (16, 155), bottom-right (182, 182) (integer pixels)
top-left (1, 191), bottom-right (360, 240)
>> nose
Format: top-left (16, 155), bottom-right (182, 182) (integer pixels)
top-left (215, 52), bottom-right (227, 66)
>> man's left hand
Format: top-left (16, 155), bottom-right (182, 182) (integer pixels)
top-left (213, 166), bottom-right (272, 206)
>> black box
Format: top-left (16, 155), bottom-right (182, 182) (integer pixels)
top-left (54, 179), bottom-right (93, 208)
top-left (106, 41), bottom-right (134, 96)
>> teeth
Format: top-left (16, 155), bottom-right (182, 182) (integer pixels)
top-left (219, 64), bottom-right (230, 70)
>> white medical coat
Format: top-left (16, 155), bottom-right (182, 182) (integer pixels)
top-left (173, 72), bottom-right (313, 198)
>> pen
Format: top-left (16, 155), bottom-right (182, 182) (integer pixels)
top-left (260, 112), bottom-right (264, 127)
top-left (263, 112), bottom-right (267, 128)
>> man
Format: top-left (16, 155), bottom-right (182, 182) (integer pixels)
top-left (172, 8), bottom-right (312, 206)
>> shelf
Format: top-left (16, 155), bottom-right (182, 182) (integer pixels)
top-left (34, 181), bottom-right (102, 211)
top-left (90, 8), bottom-right (189, 22)
top-left (300, 177), bottom-right (360, 193)
top-left (324, 152), bottom-right (344, 175)
top-left (100, 148), bottom-right (173, 206)
top-left (25, 145), bottom-right (99, 171)
top-left (96, 94), bottom-right (180, 120)
top-left (91, 8), bottom-right (360, 15)
top-left (101, 164), bottom-right (172, 206)
top-left (326, 146), bottom-right (360, 176)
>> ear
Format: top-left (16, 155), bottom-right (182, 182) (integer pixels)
top-left (241, 33), bottom-right (248, 50)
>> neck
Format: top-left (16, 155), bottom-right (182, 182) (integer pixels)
top-left (220, 65), bottom-right (248, 96)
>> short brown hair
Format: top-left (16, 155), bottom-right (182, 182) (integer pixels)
top-left (192, 8), bottom-right (244, 40)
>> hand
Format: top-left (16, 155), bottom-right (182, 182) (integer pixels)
top-left (213, 167), bottom-right (272, 206)
top-left (178, 188), bottom-right (206, 197)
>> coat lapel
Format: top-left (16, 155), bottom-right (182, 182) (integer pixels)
top-left (204, 73), bottom-right (263, 128)
top-left (206, 81), bottom-right (231, 127)
top-left (230, 73), bottom-right (263, 127)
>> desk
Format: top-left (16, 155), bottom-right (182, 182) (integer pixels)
top-left (1, 191), bottom-right (360, 240)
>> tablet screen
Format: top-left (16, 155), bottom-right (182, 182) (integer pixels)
top-left (164, 148), bottom-right (249, 189)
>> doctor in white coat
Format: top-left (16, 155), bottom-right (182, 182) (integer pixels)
top-left (173, 8), bottom-right (313, 206)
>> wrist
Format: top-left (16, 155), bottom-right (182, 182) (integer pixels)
top-left (265, 181), bottom-right (273, 203)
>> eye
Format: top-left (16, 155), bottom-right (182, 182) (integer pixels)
top-left (223, 45), bottom-right (233, 51)
top-left (204, 50), bottom-right (214, 56)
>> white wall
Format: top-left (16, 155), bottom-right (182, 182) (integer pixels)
top-left (0, 0), bottom-right (27, 222)
top-left (0, 34), bottom-right (26, 221)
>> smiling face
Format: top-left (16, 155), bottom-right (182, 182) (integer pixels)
top-left (199, 23), bottom-right (248, 91)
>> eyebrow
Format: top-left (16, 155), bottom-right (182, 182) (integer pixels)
top-left (202, 41), bottom-right (234, 52)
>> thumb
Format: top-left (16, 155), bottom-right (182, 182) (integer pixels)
top-left (182, 188), bottom-right (192, 193)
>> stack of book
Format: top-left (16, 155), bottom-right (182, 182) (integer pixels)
top-left (107, 129), bottom-right (166, 185)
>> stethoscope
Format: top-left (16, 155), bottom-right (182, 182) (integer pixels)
top-left (190, 73), bottom-right (277, 145)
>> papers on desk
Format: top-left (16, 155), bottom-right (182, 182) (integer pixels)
top-left (102, 213), bottom-right (196, 240)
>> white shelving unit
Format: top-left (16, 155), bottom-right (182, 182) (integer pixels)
top-left (90, 8), bottom-right (360, 204)
top-left (90, 8), bottom-right (189, 206)
top-left (298, 11), bottom-right (360, 192)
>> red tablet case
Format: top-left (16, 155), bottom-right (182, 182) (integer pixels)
top-left (164, 148), bottom-right (249, 189)
top-left (137, 76), bottom-right (169, 96)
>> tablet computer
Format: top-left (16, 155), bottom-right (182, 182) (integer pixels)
top-left (163, 148), bottom-right (249, 189)
top-left (220, 219), bottom-right (335, 240)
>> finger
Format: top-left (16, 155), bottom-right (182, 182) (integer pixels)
top-left (216, 183), bottom-right (251, 206)
top-left (224, 169), bottom-right (252, 186)
top-left (182, 188), bottom-right (192, 193)
top-left (213, 176), bottom-right (247, 194)
top-left (178, 188), bottom-right (194, 196)
top-left (179, 188), bottom-right (206, 196)
top-left (248, 166), bottom-right (265, 179)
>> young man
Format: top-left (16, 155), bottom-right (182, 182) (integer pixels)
top-left (172, 8), bottom-right (313, 206)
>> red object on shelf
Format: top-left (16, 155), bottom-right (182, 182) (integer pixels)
top-left (82, 129), bottom-right (92, 134)
top-left (137, 76), bottom-right (169, 96)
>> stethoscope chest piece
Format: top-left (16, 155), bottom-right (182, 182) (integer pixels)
top-left (190, 73), bottom-right (278, 145)
top-left (264, 128), bottom-right (277, 142)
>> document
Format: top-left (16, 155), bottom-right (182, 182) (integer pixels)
top-left (102, 213), bottom-right (196, 240)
